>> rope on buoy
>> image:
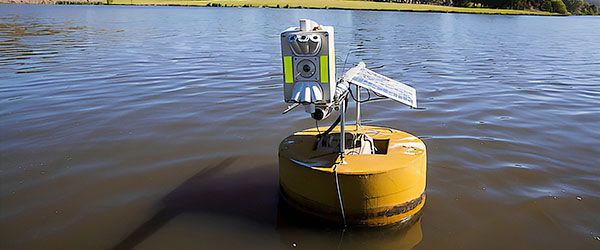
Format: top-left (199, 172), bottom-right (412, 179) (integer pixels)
top-left (336, 227), bottom-right (347, 250)
top-left (333, 164), bottom-right (347, 228)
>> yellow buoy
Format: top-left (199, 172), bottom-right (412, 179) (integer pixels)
top-left (279, 125), bottom-right (426, 226)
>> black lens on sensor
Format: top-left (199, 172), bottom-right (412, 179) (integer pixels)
top-left (303, 64), bottom-right (311, 72)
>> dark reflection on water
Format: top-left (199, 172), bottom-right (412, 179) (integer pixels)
top-left (112, 157), bottom-right (279, 250)
top-left (1, 4), bottom-right (600, 250)
top-left (112, 157), bottom-right (422, 250)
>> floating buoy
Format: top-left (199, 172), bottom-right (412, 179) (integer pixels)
top-left (278, 19), bottom-right (426, 227)
top-left (279, 125), bottom-right (426, 226)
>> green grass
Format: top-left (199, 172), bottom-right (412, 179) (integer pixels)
top-left (108, 0), bottom-right (557, 16)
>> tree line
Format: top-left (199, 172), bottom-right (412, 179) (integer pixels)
top-left (371, 0), bottom-right (599, 14)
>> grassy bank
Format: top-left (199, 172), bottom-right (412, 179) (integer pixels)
top-left (108, 0), bottom-right (557, 15)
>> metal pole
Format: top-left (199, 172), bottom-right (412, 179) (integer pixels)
top-left (340, 98), bottom-right (346, 164)
top-left (356, 85), bottom-right (361, 131)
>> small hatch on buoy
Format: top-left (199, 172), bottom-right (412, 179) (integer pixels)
top-left (279, 19), bottom-right (426, 227)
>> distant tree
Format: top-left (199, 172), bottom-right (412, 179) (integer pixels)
top-left (452, 0), bottom-right (472, 6)
top-left (552, 0), bottom-right (570, 13)
top-left (365, 0), bottom-right (596, 14)
top-left (541, 0), bottom-right (553, 11)
top-left (538, 0), bottom-right (569, 13)
top-left (565, 0), bottom-right (600, 14)
top-left (563, 0), bottom-right (584, 13)
top-left (582, 4), bottom-right (599, 14)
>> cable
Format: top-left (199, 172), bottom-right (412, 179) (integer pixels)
top-left (350, 87), bottom-right (369, 103)
top-left (333, 164), bottom-right (347, 228)
top-left (349, 87), bottom-right (418, 108)
top-left (336, 224), bottom-right (347, 250)
top-left (348, 86), bottom-right (388, 104)
top-left (320, 97), bottom-right (348, 138)
top-left (315, 120), bottom-right (320, 134)
top-left (373, 90), bottom-right (386, 98)
top-left (340, 49), bottom-right (358, 75)
top-left (313, 96), bottom-right (348, 150)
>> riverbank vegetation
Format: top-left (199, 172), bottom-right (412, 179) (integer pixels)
top-left (64, 0), bottom-right (599, 15)
top-left (56, 1), bottom-right (105, 4)
top-left (107, 0), bottom-right (557, 15)
top-left (449, 0), bottom-right (599, 14)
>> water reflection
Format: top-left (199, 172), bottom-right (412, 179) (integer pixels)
top-left (114, 157), bottom-right (422, 249)
top-left (112, 158), bottom-right (278, 249)
top-left (0, 16), bottom-right (89, 74)
top-left (277, 202), bottom-right (423, 250)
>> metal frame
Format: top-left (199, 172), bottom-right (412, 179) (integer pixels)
top-left (339, 85), bottom-right (363, 164)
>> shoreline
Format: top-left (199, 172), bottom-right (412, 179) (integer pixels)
top-left (3, 0), bottom-right (560, 16)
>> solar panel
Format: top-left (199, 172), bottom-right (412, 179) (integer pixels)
top-left (342, 62), bottom-right (417, 108)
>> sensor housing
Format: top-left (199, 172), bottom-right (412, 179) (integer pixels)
top-left (281, 19), bottom-right (335, 109)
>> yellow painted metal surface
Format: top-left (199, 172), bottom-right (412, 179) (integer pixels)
top-left (283, 56), bottom-right (293, 83)
top-left (279, 125), bottom-right (427, 226)
top-left (319, 55), bottom-right (328, 83)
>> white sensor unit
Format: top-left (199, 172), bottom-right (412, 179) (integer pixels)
top-left (280, 19), bottom-right (335, 107)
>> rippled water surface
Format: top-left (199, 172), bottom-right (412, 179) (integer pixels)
top-left (1, 4), bottom-right (600, 250)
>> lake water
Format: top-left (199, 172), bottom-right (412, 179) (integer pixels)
top-left (1, 4), bottom-right (600, 250)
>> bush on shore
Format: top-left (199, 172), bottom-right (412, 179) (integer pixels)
top-left (369, 0), bottom-right (597, 15)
